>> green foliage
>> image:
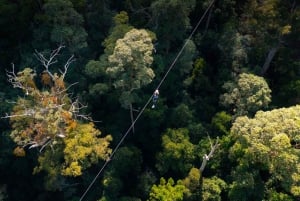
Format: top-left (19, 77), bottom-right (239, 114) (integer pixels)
top-left (177, 40), bottom-right (197, 75)
top-left (220, 73), bottom-right (271, 117)
top-left (202, 176), bottom-right (226, 201)
top-left (101, 146), bottom-right (143, 200)
top-left (228, 170), bottom-right (264, 201)
top-left (267, 190), bottom-right (293, 201)
top-left (211, 111), bottom-right (232, 136)
top-left (103, 11), bottom-right (134, 55)
top-left (184, 57), bottom-right (217, 121)
top-left (169, 103), bottom-right (194, 128)
top-left (137, 170), bottom-right (158, 199)
top-left (229, 105), bottom-right (300, 198)
top-left (7, 62), bottom-right (112, 190)
top-left (148, 177), bottom-right (187, 201)
top-left (183, 167), bottom-right (200, 200)
top-left (62, 122), bottom-right (112, 176)
top-left (156, 128), bottom-right (195, 175)
top-left (150, 0), bottom-right (196, 52)
top-left (28, 0), bottom-right (87, 57)
top-left (107, 28), bottom-right (155, 108)
top-left (1, 0), bottom-right (300, 200)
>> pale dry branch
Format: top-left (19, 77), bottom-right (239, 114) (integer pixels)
top-left (6, 64), bottom-right (26, 91)
top-left (199, 137), bottom-right (219, 173)
top-left (34, 45), bottom-right (72, 80)
top-left (60, 54), bottom-right (75, 80)
top-left (39, 138), bottom-right (53, 152)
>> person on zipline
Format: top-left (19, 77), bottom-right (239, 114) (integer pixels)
top-left (152, 89), bottom-right (159, 108)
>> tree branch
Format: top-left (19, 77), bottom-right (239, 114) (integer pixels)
top-left (6, 64), bottom-right (26, 91)
top-left (34, 45), bottom-right (66, 80)
top-left (261, 44), bottom-right (280, 75)
top-left (199, 137), bottom-right (219, 173)
top-left (60, 54), bottom-right (75, 80)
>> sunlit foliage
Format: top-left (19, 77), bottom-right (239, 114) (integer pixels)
top-left (7, 52), bottom-right (112, 189)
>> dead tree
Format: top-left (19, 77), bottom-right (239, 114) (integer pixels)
top-left (2, 46), bottom-right (91, 152)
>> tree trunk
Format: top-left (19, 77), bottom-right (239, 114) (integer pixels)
top-left (130, 103), bottom-right (135, 133)
top-left (197, 138), bottom-right (219, 200)
top-left (261, 45), bottom-right (280, 75)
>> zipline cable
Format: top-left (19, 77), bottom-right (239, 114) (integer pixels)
top-left (79, 1), bottom-right (215, 200)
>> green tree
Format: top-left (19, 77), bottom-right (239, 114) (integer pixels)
top-left (220, 73), bottom-right (271, 118)
top-left (211, 111), bottom-right (232, 137)
top-left (28, 0), bottom-right (87, 65)
top-left (101, 146), bottom-right (143, 201)
top-left (150, 0), bottom-right (196, 53)
top-left (238, 0), bottom-right (296, 75)
top-left (229, 105), bottom-right (300, 200)
top-left (156, 128), bottom-right (195, 175)
top-left (106, 28), bottom-right (155, 132)
top-left (148, 177), bottom-right (187, 201)
top-left (85, 11), bottom-right (134, 97)
top-left (202, 176), bottom-right (226, 201)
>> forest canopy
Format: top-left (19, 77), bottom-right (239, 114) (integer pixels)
top-left (0, 0), bottom-right (299, 201)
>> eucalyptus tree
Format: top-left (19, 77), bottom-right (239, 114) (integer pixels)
top-left (106, 28), bottom-right (155, 132)
top-left (220, 73), bottom-right (271, 118)
top-left (85, 11), bottom-right (134, 98)
top-left (229, 105), bottom-right (300, 200)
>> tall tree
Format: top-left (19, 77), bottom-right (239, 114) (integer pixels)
top-left (85, 11), bottom-right (133, 100)
top-left (229, 105), bottom-right (300, 200)
top-left (220, 73), bottom-right (271, 118)
top-left (5, 47), bottom-right (112, 190)
top-left (106, 28), bottom-right (155, 132)
top-left (238, 0), bottom-right (297, 75)
top-left (156, 128), bottom-right (195, 176)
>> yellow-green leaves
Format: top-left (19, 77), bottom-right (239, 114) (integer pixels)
top-left (148, 178), bottom-right (187, 201)
top-left (62, 123), bottom-right (112, 176)
top-left (156, 128), bottom-right (195, 175)
top-left (7, 53), bottom-right (112, 190)
top-left (281, 25), bottom-right (292, 35)
top-left (229, 105), bottom-right (300, 197)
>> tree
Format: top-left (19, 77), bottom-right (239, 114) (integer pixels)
top-left (106, 28), bottom-right (155, 132)
top-left (156, 128), bottom-right (195, 175)
top-left (220, 73), bottom-right (271, 118)
top-left (25, 0), bottom-right (88, 67)
top-left (228, 105), bottom-right (300, 200)
top-left (5, 47), bottom-right (112, 189)
top-left (85, 11), bottom-right (134, 97)
top-left (202, 176), bottom-right (226, 201)
top-left (100, 146), bottom-right (143, 201)
top-left (150, 0), bottom-right (196, 53)
top-left (238, 0), bottom-right (297, 75)
top-left (148, 177), bottom-right (187, 201)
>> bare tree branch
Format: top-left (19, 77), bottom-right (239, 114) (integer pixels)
top-left (60, 54), bottom-right (75, 80)
top-left (199, 137), bottom-right (219, 173)
top-left (6, 64), bottom-right (26, 91)
top-left (3, 46), bottom-right (94, 152)
top-left (34, 45), bottom-right (67, 80)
